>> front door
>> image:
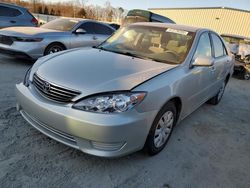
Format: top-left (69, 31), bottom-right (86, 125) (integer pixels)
top-left (182, 32), bottom-right (215, 115)
top-left (70, 22), bottom-right (98, 48)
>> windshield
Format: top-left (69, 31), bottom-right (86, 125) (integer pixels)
top-left (41, 18), bottom-right (79, 31)
top-left (123, 16), bottom-right (149, 26)
top-left (99, 25), bottom-right (195, 64)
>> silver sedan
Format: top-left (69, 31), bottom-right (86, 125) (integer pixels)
top-left (16, 23), bottom-right (234, 157)
top-left (0, 18), bottom-right (115, 59)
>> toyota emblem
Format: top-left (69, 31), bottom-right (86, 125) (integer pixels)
top-left (43, 82), bottom-right (51, 93)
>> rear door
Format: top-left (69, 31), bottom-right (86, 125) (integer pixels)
top-left (0, 5), bottom-right (22, 28)
top-left (70, 22), bottom-right (98, 48)
top-left (210, 33), bottom-right (230, 93)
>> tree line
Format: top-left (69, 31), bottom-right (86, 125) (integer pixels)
top-left (2, 0), bottom-right (126, 23)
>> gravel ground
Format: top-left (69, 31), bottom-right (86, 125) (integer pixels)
top-left (0, 54), bottom-right (249, 188)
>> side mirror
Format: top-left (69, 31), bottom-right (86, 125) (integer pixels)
top-left (192, 56), bottom-right (214, 67)
top-left (74, 28), bottom-right (86, 34)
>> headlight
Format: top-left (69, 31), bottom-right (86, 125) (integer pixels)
top-left (73, 92), bottom-right (146, 113)
top-left (14, 37), bottom-right (43, 42)
top-left (23, 67), bottom-right (31, 87)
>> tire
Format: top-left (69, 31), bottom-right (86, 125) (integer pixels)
top-left (44, 43), bottom-right (65, 56)
top-left (244, 71), bottom-right (250, 80)
top-left (245, 55), bottom-right (250, 64)
top-left (208, 81), bottom-right (226, 105)
top-left (145, 101), bottom-right (177, 155)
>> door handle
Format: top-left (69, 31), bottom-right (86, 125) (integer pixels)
top-left (92, 36), bottom-right (98, 40)
top-left (10, 20), bottom-right (16, 23)
top-left (210, 66), bottom-right (216, 72)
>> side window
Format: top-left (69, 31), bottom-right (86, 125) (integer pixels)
top-left (193, 32), bottom-right (212, 59)
top-left (79, 22), bottom-right (95, 34)
top-left (0, 6), bottom-right (22, 17)
top-left (211, 34), bottom-right (226, 58)
top-left (94, 23), bottom-right (114, 35)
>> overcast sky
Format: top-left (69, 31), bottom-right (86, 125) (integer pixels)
top-left (83, 0), bottom-right (250, 10)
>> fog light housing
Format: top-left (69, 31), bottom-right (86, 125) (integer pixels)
top-left (91, 141), bottom-right (126, 151)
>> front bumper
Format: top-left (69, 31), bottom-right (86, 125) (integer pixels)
top-left (0, 41), bottom-right (45, 59)
top-left (0, 47), bottom-right (32, 59)
top-left (16, 83), bottom-right (156, 157)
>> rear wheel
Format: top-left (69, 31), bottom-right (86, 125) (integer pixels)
top-left (244, 71), bottom-right (250, 80)
top-left (208, 81), bottom-right (226, 105)
top-left (44, 43), bottom-right (65, 55)
top-left (145, 102), bottom-right (177, 155)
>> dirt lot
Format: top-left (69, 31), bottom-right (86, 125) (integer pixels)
top-left (0, 54), bottom-right (249, 188)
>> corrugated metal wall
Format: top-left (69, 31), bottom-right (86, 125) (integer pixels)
top-left (150, 7), bottom-right (250, 37)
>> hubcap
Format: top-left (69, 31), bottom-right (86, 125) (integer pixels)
top-left (154, 111), bottom-right (174, 148)
top-left (48, 46), bottom-right (63, 54)
top-left (217, 82), bottom-right (225, 101)
top-left (244, 74), bottom-right (250, 80)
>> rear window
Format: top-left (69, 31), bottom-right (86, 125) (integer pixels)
top-left (0, 5), bottom-right (22, 17)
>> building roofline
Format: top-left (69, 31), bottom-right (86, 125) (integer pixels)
top-left (148, 7), bottom-right (250, 13)
top-left (221, 33), bottom-right (250, 40)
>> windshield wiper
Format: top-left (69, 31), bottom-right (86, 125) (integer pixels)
top-left (93, 46), bottom-right (110, 52)
top-left (94, 47), bottom-right (176, 64)
top-left (105, 50), bottom-right (150, 60)
top-left (94, 46), bottom-right (135, 57)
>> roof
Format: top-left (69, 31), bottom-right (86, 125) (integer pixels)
top-left (149, 7), bottom-right (250, 13)
top-left (59, 17), bottom-right (84, 21)
top-left (0, 2), bottom-right (26, 10)
top-left (221, 34), bottom-right (250, 40)
top-left (131, 22), bottom-right (203, 32)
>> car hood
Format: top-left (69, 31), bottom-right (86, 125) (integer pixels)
top-left (33, 48), bottom-right (178, 97)
top-left (0, 27), bottom-right (65, 37)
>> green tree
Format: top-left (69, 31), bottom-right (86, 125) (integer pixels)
top-left (118, 7), bottom-right (124, 15)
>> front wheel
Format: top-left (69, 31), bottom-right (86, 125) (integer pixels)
top-left (208, 81), bottom-right (226, 105)
top-left (145, 102), bottom-right (177, 155)
top-left (44, 43), bottom-right (65, 56)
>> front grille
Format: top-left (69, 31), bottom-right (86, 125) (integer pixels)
top-left (33, 73), bottom-right (81, 103)
top-left (0, 35), bottom-right (13, 45)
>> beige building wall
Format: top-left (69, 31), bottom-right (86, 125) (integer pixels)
top-left (149, 7), bottom-right (250, 37)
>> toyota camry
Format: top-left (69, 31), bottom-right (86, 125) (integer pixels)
top-left (16, 23), bottom-right (234, 157)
